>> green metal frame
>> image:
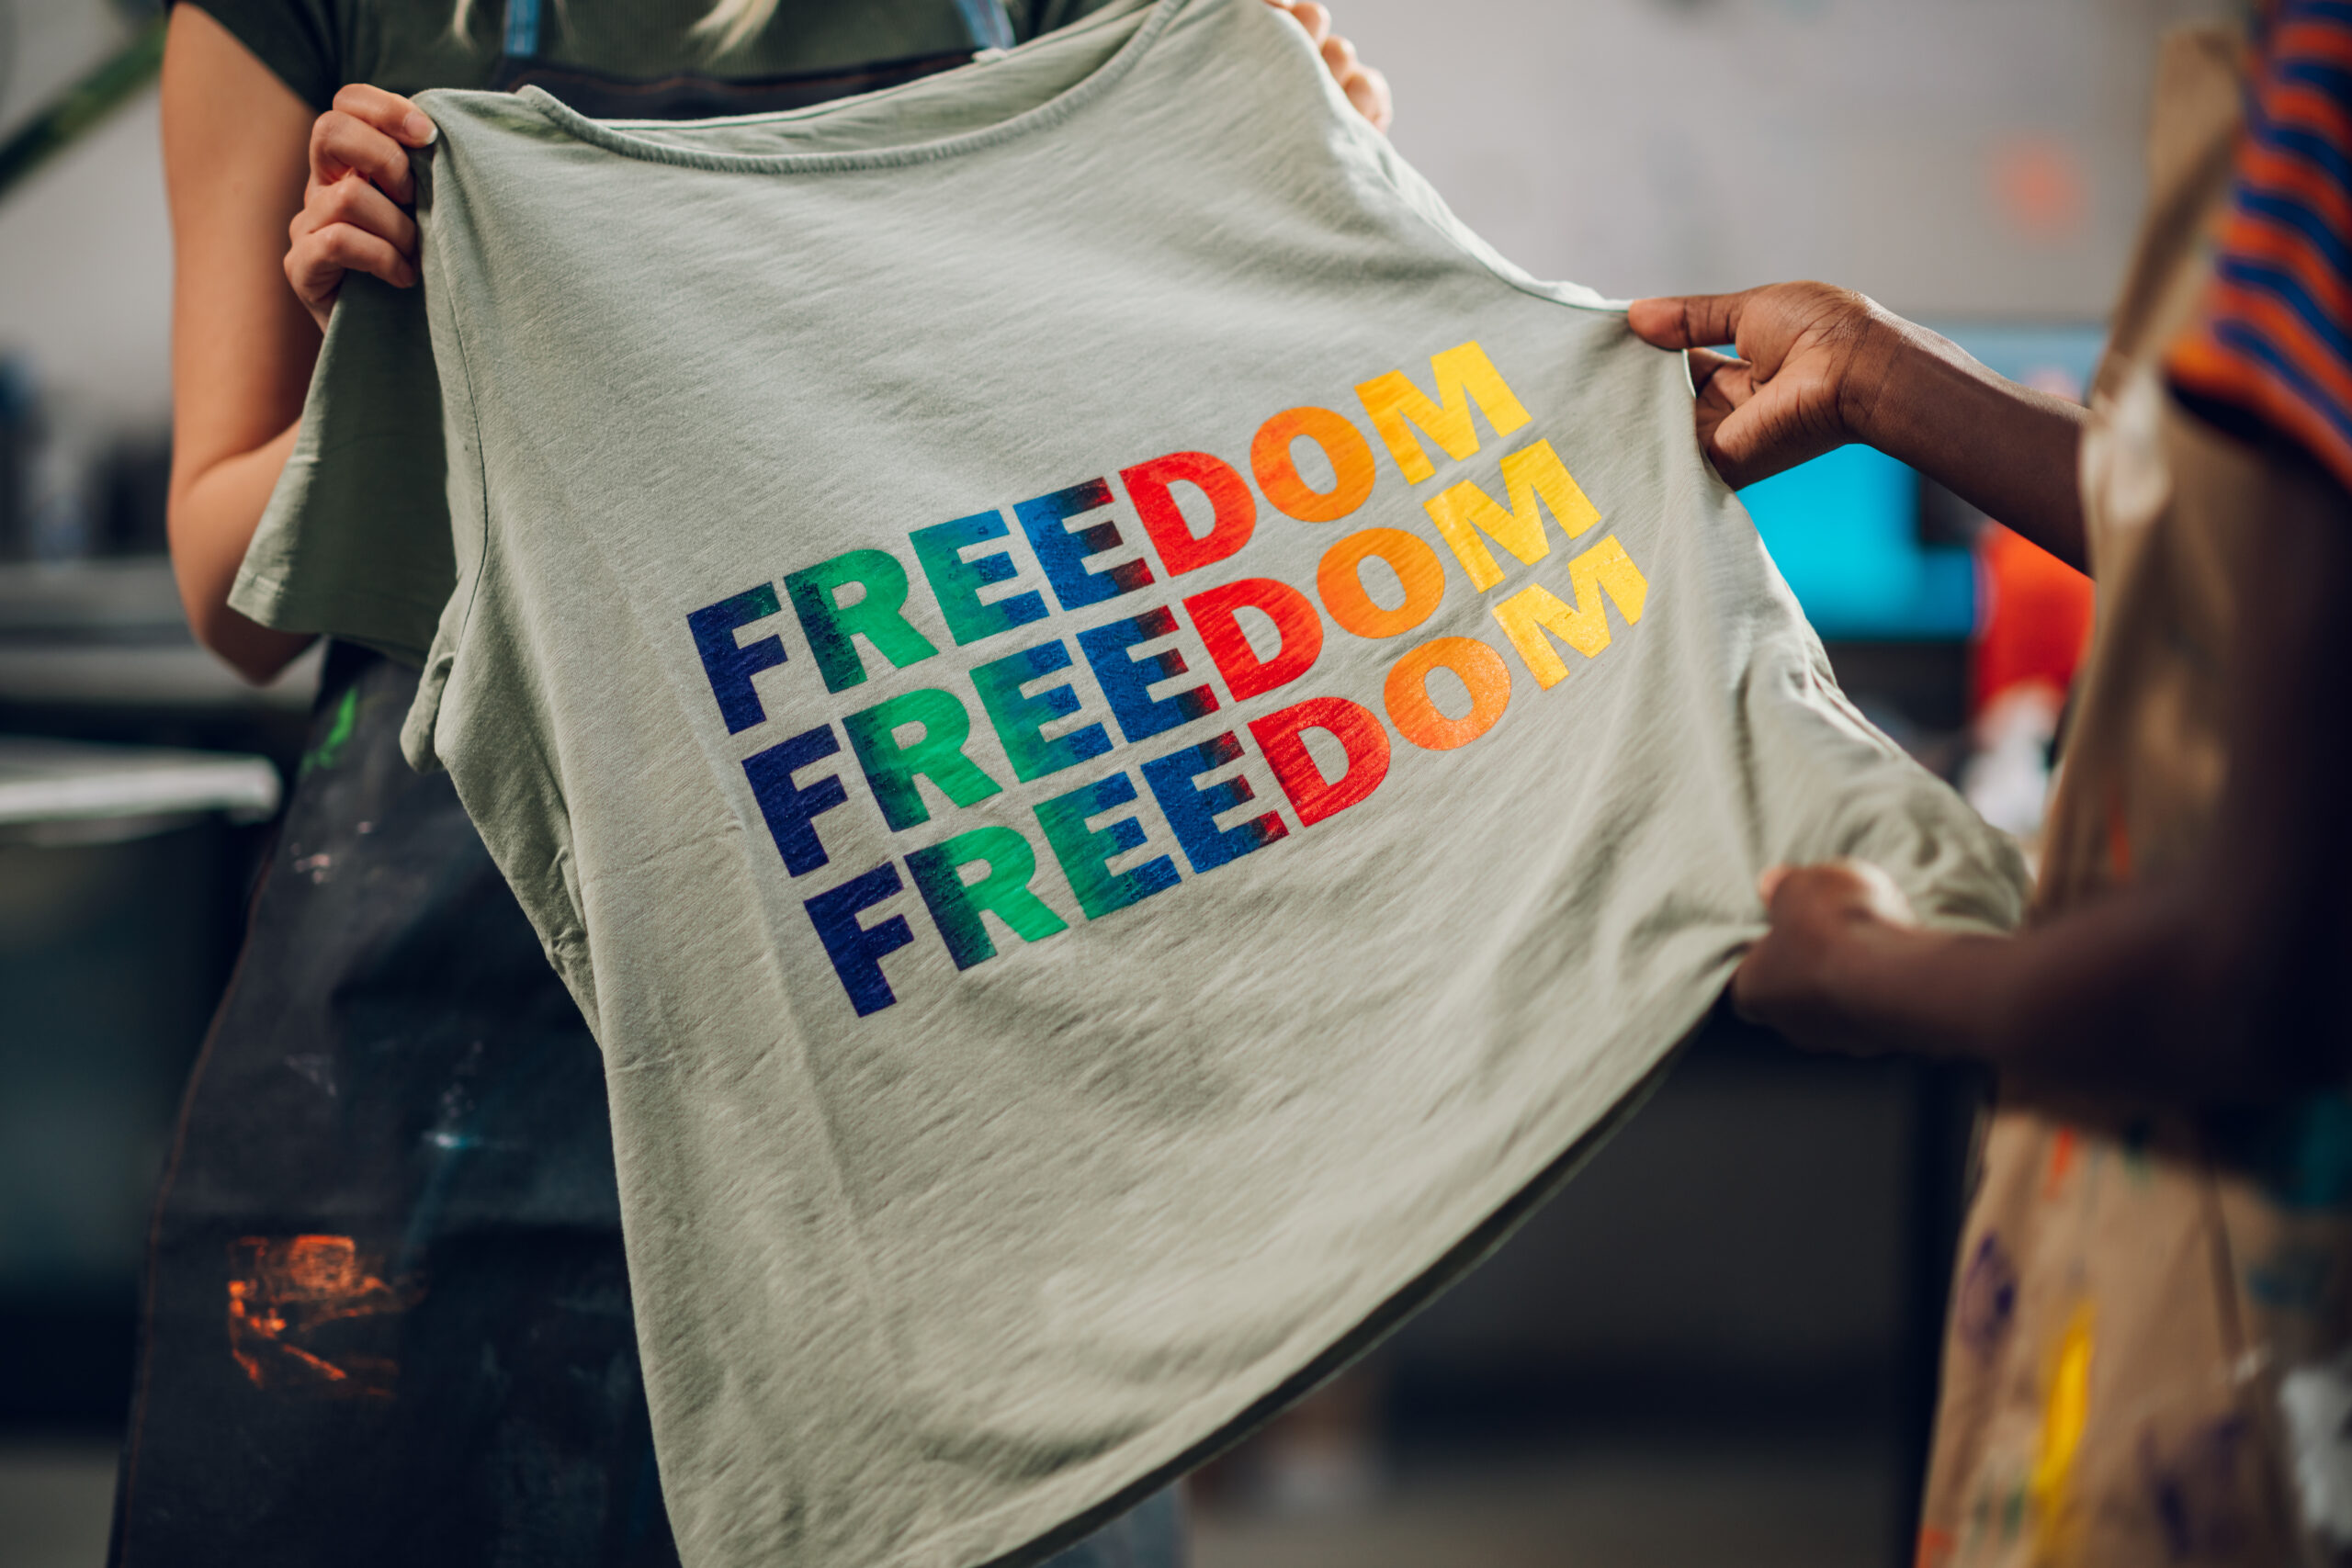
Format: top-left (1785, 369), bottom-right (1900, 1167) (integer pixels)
top-left (0, 17), bottom-right (168, 204)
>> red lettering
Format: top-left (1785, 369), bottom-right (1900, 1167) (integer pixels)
top-left (1248, 697), bottom-right (1392, 827)
top-left (1183, 578), bottom-right (1326, 701)
top-left (1120, 451), bottom-right (1257, 576)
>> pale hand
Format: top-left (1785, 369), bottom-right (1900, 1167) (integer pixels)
top-left (1263, 0), bottom-right (1394, 131)
top-left (284, 84), bottom-right (435, 332)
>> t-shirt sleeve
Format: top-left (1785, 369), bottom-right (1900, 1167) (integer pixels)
top-left (230, 274), bottom-right (458, 668)
top-left (174, 0), bottom-right (341, 111)
top-left (2165, 2), bottom-right (2352, 497)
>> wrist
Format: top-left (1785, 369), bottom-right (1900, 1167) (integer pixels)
top-left (1836, 304), bottom-right (1939, 456)
top-left (1831, 919), bottom-right (2011, 1064)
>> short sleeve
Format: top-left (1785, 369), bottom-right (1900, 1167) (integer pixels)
top-left (2165, 0), bottom-right (2352, 495)
top-left (231, 274), bottom-right (458, 668)
top-left (175, 0), bottom-right (340, 111)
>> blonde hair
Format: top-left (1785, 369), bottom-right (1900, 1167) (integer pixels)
top-left (451, 0), bottom-right (783, 57)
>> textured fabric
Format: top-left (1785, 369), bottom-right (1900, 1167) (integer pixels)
top-left (234, 4), bottom-right (2027, 1563)
top-left (2168, 0), bottom-right (2352, 495)
top-left (1917, 26), bottom-right (2352, 1568)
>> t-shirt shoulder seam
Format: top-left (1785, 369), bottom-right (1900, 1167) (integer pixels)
top-left (1347, 124), bottom-right (1623, 318)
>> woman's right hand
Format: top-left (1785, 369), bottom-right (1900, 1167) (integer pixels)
top-left (285, 85), bottom-right (437, 332)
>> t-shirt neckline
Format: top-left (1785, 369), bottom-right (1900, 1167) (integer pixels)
top-left (513, 0), bottom-right (1181, 175)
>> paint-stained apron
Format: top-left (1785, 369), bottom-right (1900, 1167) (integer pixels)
top-left (1915, 27), bottom-right (2352, 1568)
top-left (108, 648), bottom-right (1185, 1567)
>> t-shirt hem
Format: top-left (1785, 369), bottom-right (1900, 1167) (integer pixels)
top-left (891, 986), bottom-right (1724, 1568)
top-left (229, 566), bottom-right (443, 667)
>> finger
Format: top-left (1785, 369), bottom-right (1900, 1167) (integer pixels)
top-left (1703, 409), bottom-right (1783, 491)
top-left (1625, 291), bottom-right (1752, 353)
top-left (331, 83), bottom-right (436, 149)
top-left (1320, 32), bottom-right (1359, 75)
top-left (1683, 345), bottom-right (1741, 398)
top-left (1727, 944), bottom-right (1775, 1023)
top-left (287, 221), bottom-right (416, 307)
top-left (1706, 389), bottom-right (1838, 490)
top-left (1341, 63), bottom-right (1392, 131)
top-left (1756, 863), bottom-right (1791, 906)
top-left (311, 111), bottom-right (416, 204)
top-left (1288, 1), bottom-right (1332, 47)
top-left (294, 170), bottom-right (420, 261)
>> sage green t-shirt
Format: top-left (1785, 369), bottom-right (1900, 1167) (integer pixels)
top-left (236, 3), bottom-right (2029, 1565)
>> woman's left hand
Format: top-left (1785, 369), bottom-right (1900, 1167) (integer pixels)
top-left (1264, 0), bottom-right (1394, 131)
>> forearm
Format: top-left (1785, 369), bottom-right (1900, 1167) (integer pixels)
top-left (1850, 316), bottom-right (2089, 570)
top-left (1813, 887), bottom-right (2237, 1096)
top-left (167, 420), bottom-right (315, 682)
top-left (1810, 841), bottom-right (2351, 1103)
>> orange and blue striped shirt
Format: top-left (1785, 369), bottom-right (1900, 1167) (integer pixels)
top-left (2168, 0), bottom-right (2352, 495)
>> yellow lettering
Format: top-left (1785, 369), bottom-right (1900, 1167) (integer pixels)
top-left (1420, 440), bottom-right (1600, 592)
top-left (1354, 340), bottom-right (1532, 483)
top-left (1489, 536), bottom-right (1647, 688)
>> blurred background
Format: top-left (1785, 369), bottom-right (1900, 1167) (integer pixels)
top-left (0, 0), bottom-right (2226, 1563)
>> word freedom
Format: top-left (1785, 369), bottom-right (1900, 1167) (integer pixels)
top-left (687, 342), bottom-right (1651, 1016)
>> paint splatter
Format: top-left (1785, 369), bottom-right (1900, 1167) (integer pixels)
top-left (2029, 1303), bottom-right (2095, 1556)
top-left (2045, 1126), bottom-right (2079, 1198)
top-left (226, 1235), bottom-right (422, 1398)
top-left (2139, 1414), bottom-right (2252, 1560)
top-left (297, 686), bottom-right (359, 778)
top-left (1957, 1233), bottom-right (2020, 1360)
top-left (283, 1054), bottom-right (338, 1099)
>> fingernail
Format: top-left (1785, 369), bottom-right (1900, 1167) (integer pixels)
top-left (404, 111), bottom-right (436, 145)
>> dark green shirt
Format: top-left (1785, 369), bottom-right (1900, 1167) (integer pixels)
top-left (185, 0), bottom-right (1114, 111)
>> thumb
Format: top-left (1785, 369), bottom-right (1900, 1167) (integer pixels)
top-left (1626, 290), bottom-right (1753, 353)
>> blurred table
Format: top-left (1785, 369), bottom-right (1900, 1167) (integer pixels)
top-left (0, 558), bottom-right (319, 767)
top-left (0, 561), bottom-right (306, 1428)
top-left (0, 734), bottom-right (279, 844)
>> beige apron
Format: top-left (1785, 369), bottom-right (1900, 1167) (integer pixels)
top-left (1917, 27), bottom-right (2352, 1568)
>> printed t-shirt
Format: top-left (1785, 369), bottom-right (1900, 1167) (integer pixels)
top-left (232, 2), bottom-right (2030, 1564)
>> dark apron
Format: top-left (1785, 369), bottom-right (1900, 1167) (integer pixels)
top-left (112, 647), bottom-right (677, 1565)
top-left (112, 11), bottom-right (1182, 1562)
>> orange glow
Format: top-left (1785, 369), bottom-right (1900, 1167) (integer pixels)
top-left (1989, 137), bottom-right (2088, 242)
top-left (226, 1235), bottom-right (423, 1399)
